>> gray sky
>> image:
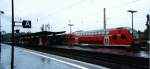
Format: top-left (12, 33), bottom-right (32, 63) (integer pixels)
top-left (0, 0), bottom-right (149, 33)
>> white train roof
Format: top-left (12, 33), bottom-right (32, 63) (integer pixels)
top-left (73, 27), bottom-right (134, 33)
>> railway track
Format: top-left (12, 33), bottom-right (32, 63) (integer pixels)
top-left (8, 44), bottom-right (149, 69)
top-left (47, 48), bottom-right (148, 69)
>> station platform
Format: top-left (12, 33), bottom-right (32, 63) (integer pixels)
top-left (0, 44), bottom-right (108, 69)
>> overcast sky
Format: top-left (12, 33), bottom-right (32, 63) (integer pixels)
top-left (0, 0), bottom-right (149, 33)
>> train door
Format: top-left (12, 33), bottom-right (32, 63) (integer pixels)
top-left (104, 36), bottom-right (109, 46)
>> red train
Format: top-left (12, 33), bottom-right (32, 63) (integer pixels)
top-left (65, 27), bottom-right (139, 47)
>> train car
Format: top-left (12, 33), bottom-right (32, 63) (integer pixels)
top-left (65, 27), bottom-right (139, 47)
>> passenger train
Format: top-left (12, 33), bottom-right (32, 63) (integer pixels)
top-left (65, 27), bottom-right (139, 47)
top-left (14, 27), bottom-right (139, 47)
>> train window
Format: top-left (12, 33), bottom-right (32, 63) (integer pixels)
top-left (102, 32), bottom-right (104, 35)
top-left (97, 32), bottom-right (99, 34)
top-left (89, 32), bottom-right (91, 35)
top-left (86, 32), bottom-right (88, 35)
top-left (103, 31), bottom-right (105, 35)
top-left (112, 35), bottom-right (117, 40)
top-left (121, 34), bottom-right (126, 39)
top-left (85, 32), bottom-right (87, 35)
top-left (94, 32), bottom-right (96, 35)
top-left (96, 32), bottom-right (98, 35)
top-left (91, 32), bottom-right (93, 35)
top-left (87, 32), bottom-right (89, 35)
top-left (77, 33), bottom-right (79, 35)
top-left (100, 32), bottom-right (102, 35)
top-left (93, 32), bottom-right (95, 35)
top-left (106, 32), bottom-right (109, 34)
top-left (92, 32), bottom-right (94, 35)
top-left (98, 32), bottom-right (100, 35)
top-left (99, 32), bottom-right (102, 35)
top-left (93, 32), bottom-right (96, 35)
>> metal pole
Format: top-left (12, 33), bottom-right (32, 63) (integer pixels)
top-left (131, 13), bottom-right (133, 39)
top-left (127, 10), bottom-right (137, 40)
top-left (70, 25), bottom-right (71, 34)
top-left (0, 14), bottom-right (1, 58)
top-left (147, 14), bottom-right (150, 25)
top-left (104, 8), bottom-right (106, 35)
top-left (68, 24), bottom-right (74, 34)
top-left (68, 20), bottom-right (74, 34)
top-left (68, 20), bottom-right (71, 34)
top-left (11, 0), bottom-right (15, 68)
top-left (0, 10), bottom-right (4, 60)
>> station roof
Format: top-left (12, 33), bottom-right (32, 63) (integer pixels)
top-left (15, 31), bottom-right (66, 38)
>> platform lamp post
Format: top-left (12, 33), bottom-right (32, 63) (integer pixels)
top-left (68, 20), bottom-right (74, 34)
top-left (127, 10), bottom-right (137, 41)
top-left (68, 20), bottom-right (74, 47)
top-left (68, 24), bottom-right (74, 34)
top-left (0, 10), bottom-right (4, 58)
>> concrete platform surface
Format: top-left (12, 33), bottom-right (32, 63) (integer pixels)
top-left (0, 44), bottom-right (108, 69)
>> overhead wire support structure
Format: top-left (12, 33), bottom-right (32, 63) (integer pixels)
top-left (103, 8), bottom-right (106, 35)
